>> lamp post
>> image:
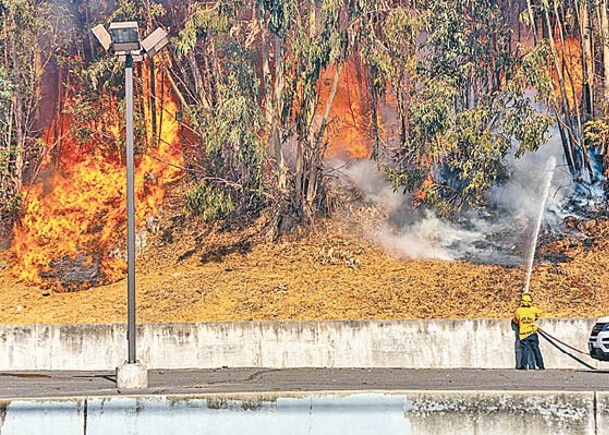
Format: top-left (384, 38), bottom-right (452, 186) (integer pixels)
top-left (92, 21), bottom-right (168, 389)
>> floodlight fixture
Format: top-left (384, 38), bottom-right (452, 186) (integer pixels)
top-left (91, 24), bottom-right (111, 51)
top-left (141, 28), bottom-right (169, 59)
top-left (91, 21), bottom-right (167, 61)
top-left (108, 21), bottom-right (141, 54)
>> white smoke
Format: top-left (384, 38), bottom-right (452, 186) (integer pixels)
top-left (335, 159), bottom-right (403, 214)
top-left (375, 212), bottom-right (481, 260)
top-left (335, 158), bottom-right (486, 261)
top-left (333, 131), bottom-right (592, 265)
top-left (490, 133), bottom-right (572, 224)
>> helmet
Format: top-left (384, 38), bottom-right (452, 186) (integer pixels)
top-left (521, 294), bottom-right (533, 306)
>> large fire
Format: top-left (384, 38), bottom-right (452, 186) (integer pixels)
top-left (11, 64), bottom-right (183, 291)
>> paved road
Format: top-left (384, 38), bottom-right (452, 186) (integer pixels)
top-left (1, 368), bottom-right (609, 399)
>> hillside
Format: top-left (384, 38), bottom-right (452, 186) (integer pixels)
top-left (0, 180), bottom-right (608, 325)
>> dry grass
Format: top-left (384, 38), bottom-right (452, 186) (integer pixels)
top-left (1, 187), bottom-right (608, 324)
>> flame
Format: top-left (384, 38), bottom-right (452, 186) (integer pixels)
top-left (320, 61), bottom-right (373, 160)
top-left (11, 63), bottom-right (183, 290)
top-left (553, 37), bottom-right (583, 109)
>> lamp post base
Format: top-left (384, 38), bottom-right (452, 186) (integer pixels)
top-left (116, 362), bottom-right (148, 389)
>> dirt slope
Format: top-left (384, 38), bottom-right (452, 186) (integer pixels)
top-left (0, 184), bottom-right (608, 324)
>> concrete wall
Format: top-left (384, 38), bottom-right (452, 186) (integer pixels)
top-left (0, 391), bottom-right (606, 435)
top-left (0, 319), bottom-right (599, 370)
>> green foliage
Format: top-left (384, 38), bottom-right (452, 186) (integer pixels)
top-left (184, 180), bottom-right (234, 222)
top-left (171, 0), bottom-right (266, 220)
top-left (584, 118), bottom-right (609, 151)
top-left (61, 56), bottom-right (126, 152)
top-left (109, 0), bottom-right (166, 26)
top-left (438, 92), bottom-right (552, 211)
top-left (423, 1), bottom-right (465, 77)
top-left (202, 38), bottom-right (265, 197)
top-left (61, 55), bottom-right (152, 165)
top-left (0, 0), bottom-right (64, 232)
top-left (176, 3), bottom-right (230, 55)
top-left (413, 92), bottom-right (552, 214)
top-left (407, 75), bottom-right (457, 156)
top-left (510, 43), bottom-right (554, 105)
top-left (0, 65), bottom-right (14, 147)
top-left (381, 0), bottom-right (553, 215)
top-left (386, 166), bottom-right (427, 193)
top-left (359, 3), bottom-right (422, 99)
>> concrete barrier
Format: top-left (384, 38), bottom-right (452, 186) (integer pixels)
top-left (595, 392), bottom-right (609, 435)
top-left (0, 319), bottom-right (599, 370)
top-left (0, 391), bottom-right (605, 435)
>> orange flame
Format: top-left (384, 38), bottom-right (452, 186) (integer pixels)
top-left (321, 61), bottom-right (373, 160)
top-left (11, 64), bottom-right (183, 290)
top-left (553, 37), bottom-right (583, 109)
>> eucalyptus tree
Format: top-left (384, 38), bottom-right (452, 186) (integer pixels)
top-left (577, 0), bottom-right (609, 183)
top-left (60, 0), bottom-right (167, 165)
top-left (171, 1), bottom-right (266, 221)
top-left (257, 0), bottom-right (291, 196)
top-left (370, 0), bottom-right (553, 214)
top-left (287, 0), bottom-right (354, 225)
top-left (256, 0), bottom-right (361, 230)
top-left (523, 0), bottom-right (609, 184)
top-left (356, 1), bottom-right (423, 163)
top-left (0, 0), bottom-right (70, 242)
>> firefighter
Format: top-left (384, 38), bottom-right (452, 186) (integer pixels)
top-left (513, 293), bottom-right (545, 370)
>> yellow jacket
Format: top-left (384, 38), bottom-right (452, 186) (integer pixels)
top-left (513, 305), bottom-right (542, 340)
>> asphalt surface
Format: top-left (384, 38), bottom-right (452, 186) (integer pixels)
top-left (1, 368), bottom-right (609, 399)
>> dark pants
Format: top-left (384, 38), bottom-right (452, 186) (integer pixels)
top-left (518, 333), bottom-right (545, 369)
top-left (512, 321), bottom-right (534, 368)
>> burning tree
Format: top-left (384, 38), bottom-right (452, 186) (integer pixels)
top-left (5, 1), bottom-right (184, 290)
top-left (171, 0), bottom-right (363, 231)
top-left (524, 0), bottom-right (609, 184)
top-left (258, 0), bottom-right (357, 228)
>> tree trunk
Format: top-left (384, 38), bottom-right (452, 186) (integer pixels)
top-left (579, 1), bottom-right (594, 118)
top-left (558, 1), bottom-right (594, 179)
top-left (259, 3), bottom-right (288, 194)
top-left (544, 4), bottom-right (581, 177)
top-left (272, 33), bottom-right (287, 192)
top-left (555, 112), bottom-right (576, 171)
top-left (601, 0), bottom-right (609, 114)
top-left (11, 92), bottom-right (25, 195)
top-left (83, 0), bottom-right (95, 63)
top-left (186, 51), bottom-right (210, 111)
top-left (305, 62), bottom-right (344, 213)
top-left (368, 69), bottom-right (381, 163)
top-left (149, 58), bottom-right (158, 147)
top-left (403, 70), bottom-right (411, 145)
top-left (526, 0), bottom-right (538, 45)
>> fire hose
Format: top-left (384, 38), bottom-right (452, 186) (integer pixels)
top-left (537, 327), bottom-right (597, 371)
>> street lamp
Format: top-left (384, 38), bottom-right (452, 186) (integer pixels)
top-left (92, 21), bottom-right (168, 389)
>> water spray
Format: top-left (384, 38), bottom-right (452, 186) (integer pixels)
top-left (523, 156), bottom-right (556, 295)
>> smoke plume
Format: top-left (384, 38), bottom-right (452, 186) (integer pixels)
top-left (333, 132), bottom-right (601, 266)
